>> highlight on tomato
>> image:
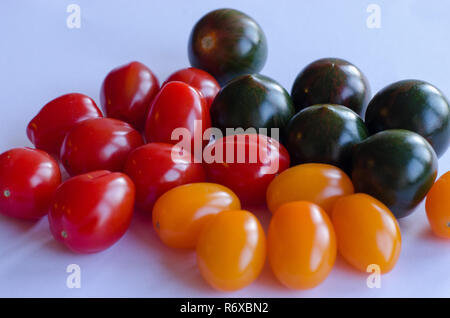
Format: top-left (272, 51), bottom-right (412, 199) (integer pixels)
top-left (0, 147), bottom-right (61, 220)
top-left (48, 170), bottom-right (135, 253)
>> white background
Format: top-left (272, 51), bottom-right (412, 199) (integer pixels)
top-left (0, 0), bottom-right (449, 297)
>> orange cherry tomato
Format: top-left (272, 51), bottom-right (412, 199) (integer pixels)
top-left (196, 210), bottom-right (266, 291)
top-left (426, 171), bottom-right (450, 238)
top-left (268, 201), bottom-right (336, 289)
top-left (331, 193), bottom-right (401, 273)
top-left (266, 163), bottom-right (354, 214)
top-left (152, 183), bottom-right (241, 249)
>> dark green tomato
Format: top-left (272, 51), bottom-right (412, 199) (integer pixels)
top-left (285, 104), bottom-right (368, 173)
top-left (210, 74), bottom-right (295, 139)
top-left (291, 58), bottom-right (371, 117)
top-left (188, 8), bottom-right (268, 85)
top-left (365, 80), bottom-right (450, 158)
top-left (352, 129), bottom-right (438, 219)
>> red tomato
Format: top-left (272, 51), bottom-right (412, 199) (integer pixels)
top-left (27, 93), bottom-right (103, 156)
top-left (48, 170), bottom-right (135, 253)
top-left (0, 148), bottom-right (61, 220)
top-left (203, 134), bottom-right (290, 205)
top-left (100, 61), bottom-right (159, 131)
top-left (163, 67), bottom-right (220, 109)
top-left (144, 81), bottom-right (211, 151)
top-left (60, 118), bottom-right (143, 176)
top-left (123, 143), bottom-right (206, 214)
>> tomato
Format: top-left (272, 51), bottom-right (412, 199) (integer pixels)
top-left (123, 143), bottom-right (206, 214)
top-left (331, 193), bottom-right (401, 273)
top-left (163, 67), bottom-right (220, 109)
top-left (152, 183), bottom-right (240, 249)
top-left (0, 148), bottom-right (61, 220)
top-left (266, 163), bottom-right (354, 214)
top-left (27, 93), bottom-right (103, 156)
top-left (144, 81), bottom-right (211, 150)
top-left (204, 134), bottom-right (290, 205)
top-left (196, 210), bottom-right (266, 291)
top-left (268, 201), bottom-right (336, 289)
top-left (100, 61), bottom-right (159, 131)
top-left (48, 170), bottom-right (135, 253)
top-left (60, 118), bottom-right (143, 176)
top-left (426, 171), bottom-right (450, 238)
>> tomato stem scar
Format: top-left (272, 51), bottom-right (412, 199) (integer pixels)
top-left (3, 190), bottom-right (10, 197)
top-left (61, 230), bottom-right (68, 239)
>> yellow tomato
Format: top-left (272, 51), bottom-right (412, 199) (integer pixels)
top-left (266, 163), bottom-right (354, 214)
top-left (426, 171), bottom-right (450, 238)
top-left (331, 193), bottom-right (401, 273)
top-left (196, 210), bottom-right (266, 291)
top-left (152, 183), bottom-right (240, 249)
top-left (268, 201), bottom-right (336, 289)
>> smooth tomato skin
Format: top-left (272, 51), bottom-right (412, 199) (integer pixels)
top-left (48, 171), bottom-right (135, 253)
top-left (268, 201), bottom-right (336, 289)
top-left (27, 93), bottom-right (103, 156)
top-left (266, 163), bottom-right (354, 214)
top-left (100, 61), bottom-right (159, 131)
top-left (123, 143), bottom-right (206, 214)
top-left (204, 134), bottom-right (290, 205)
top-left (60, 118), bottom-right (143, 176)
top-left (0, 148), bottom-right (61, 220)
top-left (152, 183), bottom-right (241, 249)
top-left (196, 210), bottom-right (266, 291)
top-left (144, 81), bottom-right (211, 150)
top-left (163, 67), bottom-right (220, 110)
top-left (331, 193), bottom-right (401, 273)
top-left (426, 171), bottom-right (450, 238)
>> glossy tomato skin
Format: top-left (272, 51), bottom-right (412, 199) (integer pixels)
top-left (60, 118), bottom-right (143, 176)
top-left (331, 193), bottom-right (401, 273)
top-left (203, 134), bottom-right (290, 205)
top-left (426, 171), bottom-right (450, 238)
top-left (123, 143), bottom-right (206, 214)
top-left (48, 171), bottom-right (135, 253)
top-left (0, 148), bottom-right (61, 220)
top-left (152, 183), bottom-right (241, 249)
top-left (196, 210), bottom-right (266, 291)
top-left (268, 201), bottom-right (336, 289)
top-left (27, 93), bottom-right (103, 156)
top-left (266, 163), bottom-right (354, 214)
top-left (291, 58), bottom-right (371, 117)
top-left (163, 67), bottom-right (220, 110)
top-left (144, 81), bottom-right (211, 150)
top-left (100, 61), bottom-right (160, 131)
top-left (352, 129), bottom-right (438, 218)
top-left (188, 8), bottom-right (268, 85)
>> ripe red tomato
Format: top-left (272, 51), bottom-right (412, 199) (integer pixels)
top-left (123, 143), bottom-right (206, 214)
top-left (27, 93), bottom-right (103, 156)
top-left (0, 148), bottom-right (61, 220)
top-left (163, 67), bottom-right (220, 109)
top-left (203, 134), bottom-right (290, 205)
top-left (144, 81), bottom-right (211, 151)
top-left (100, 61), bottom-right (160, 131)
top-left (48, 170), bottom-right (135, 253)
top-left (60, 118), bottom-right (143, 176)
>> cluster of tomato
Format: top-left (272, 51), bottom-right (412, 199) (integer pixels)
top-left (1, 8), bottom-right (450, 293)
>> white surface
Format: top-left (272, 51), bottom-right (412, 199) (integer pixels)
top-left (0, 0), bottom-right (449, 297)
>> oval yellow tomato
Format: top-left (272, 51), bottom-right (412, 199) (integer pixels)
top-left (266, 163), bottom-right (354, 214)
top-left (426, 171), bottom-right (450, 238)
top-left (196, 210), bottom-right (266, 291)
top-left (152, 183), bottom-right (240, 249)
top-left (331, 193), bottom-right (401, 273)
top-left (268, 201), bottom-right (336, 289)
